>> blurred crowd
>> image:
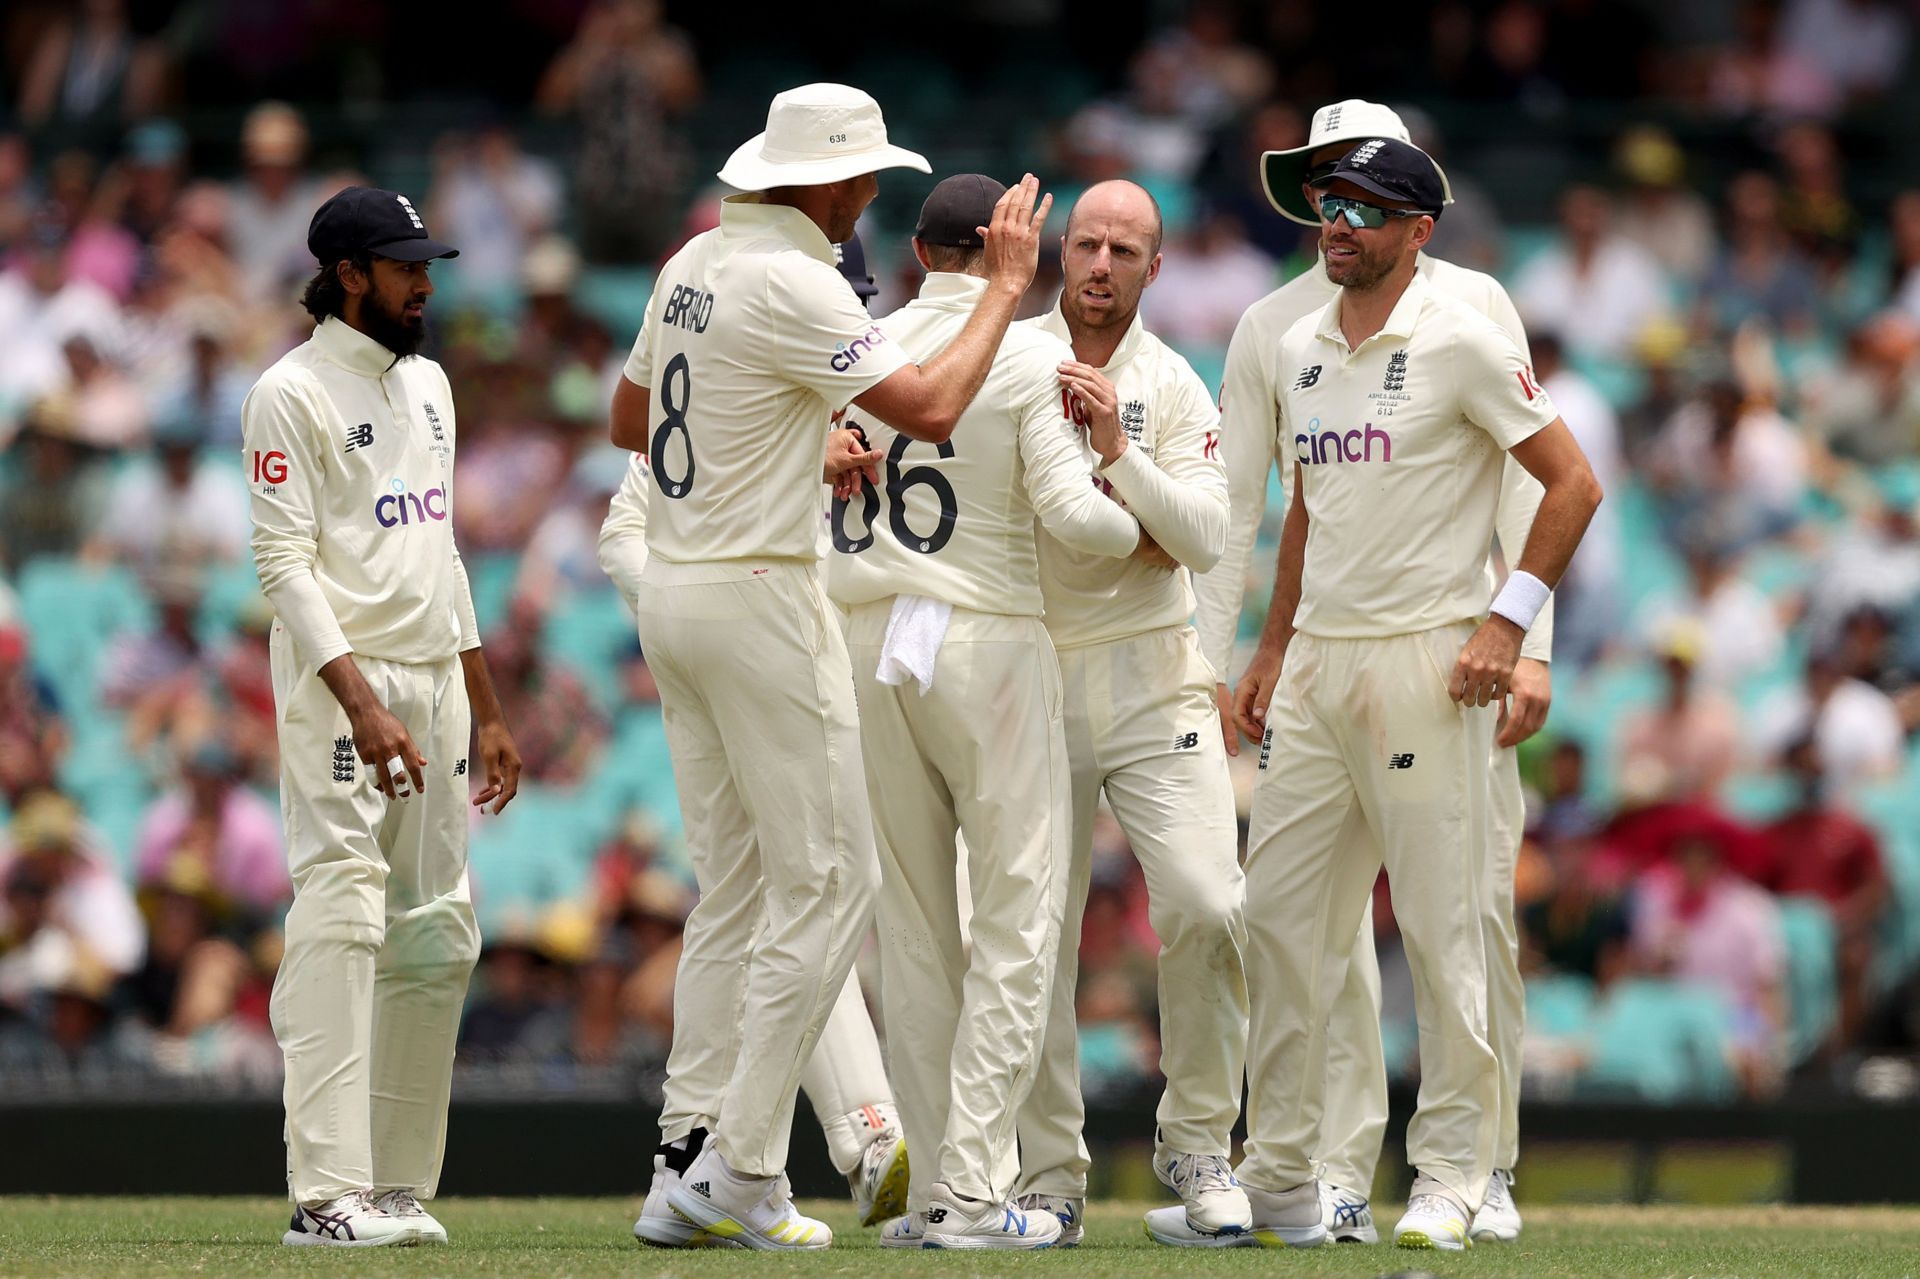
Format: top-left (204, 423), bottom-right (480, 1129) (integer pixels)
top-left (2, 0), bottom-right (1920, 1108)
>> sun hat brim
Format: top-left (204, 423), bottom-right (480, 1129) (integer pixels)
top-left (717, 133), bottom-right (931, 191)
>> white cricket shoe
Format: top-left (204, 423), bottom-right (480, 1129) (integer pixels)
top-left (852, 1128), bottom-right (910, 1226)
top-left (1155, 1150), bottom-right (1252, 1237)
top-left (921, 1183), bottom-right (1062, 1250)
top-left (370, 1190), bottom-right (447, 1244)
top-left (633, 1151), bottom-right (732, 1248)
top-left (878, 1211), bottom-right (925, 1248)
top-left (1394, 1192), bottom-right (1472, 1251)
top-left (1320, 1180), bottom-right (1378, 1244)
top-left (666, 1144), bottom-right (831, 1250)
top-left (1014, 1193), bottom-right (1084, 1247)
top-left (1470, 1169), bottom-right (1523, 1242)
top-left (281, 1190), bottom-right (420, 1247)
top-left (1143, 1205), bottom-right (1255, 1247)
top-left (1243, 1181), bottom-right (1328, 1248)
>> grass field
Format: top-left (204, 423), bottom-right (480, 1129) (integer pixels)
top-left (2, 1198), bottom-right (1919, 1278)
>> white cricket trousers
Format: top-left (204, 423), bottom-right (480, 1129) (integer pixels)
top-left (1017, 624), bottom-right (1248, 1198)
top-left (636, 556), bottom-right (879, 1178)
top-left (1243, 623), bottom-right (1498, 1213)
top-left (843, 599), bottom-right (1071, 1209)
top-left (1316, 743), bottom-right (1528, 1193)
top-left (268, 626), bottom-right (479, 1206)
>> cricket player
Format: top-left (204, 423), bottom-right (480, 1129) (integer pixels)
top-left (1191, 100), bottom-right (1552, 1245)
top-left (608, 83), bottom-right (1051, 1251)
top-left (599, 235), bottom-right (910, 1238)
top-left (1007, 180), bottom-right (1251, 1246)
top-left (828, 174), bottom-right (1144, 1249)
top-left (245, 187), bottom-right (522, 1247)
top-left (1216, 139), bottom-right (1600, 1252)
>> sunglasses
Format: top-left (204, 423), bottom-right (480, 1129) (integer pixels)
top-left (1319, 195), bottom-right (1429, 230)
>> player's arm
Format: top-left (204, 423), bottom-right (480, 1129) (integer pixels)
top-left (1058, 362), bottom-right (1228, 571)
top-left (852, 176), bottom-right (1051, 443)
top-left (1494, 456), bottom-right (1554, 746)
top-left (245, 376), bottom-right (428, 802)
top-left (443, 392), bottom-right (521, 816)
top-left (1232, 460), bottom-right (1307, 745)
top-left (596, 454), bottom-right (650, 606)
top-left (609, 300), bottom-right (657, 452)
top-left (1016, 357), bottom-right (1141, 558)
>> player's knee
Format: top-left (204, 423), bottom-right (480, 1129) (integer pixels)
top-left (1155, 873), bottom-right (1245, 944)
top-left (383, 897), bottom-right (481, 979)
top-left (284, 857), bottom-right (387, 949)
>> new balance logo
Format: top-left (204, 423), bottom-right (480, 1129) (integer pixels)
top-left (690, 1181), bottom-right (711, 1198)
top-left (925, 1207), bottom-right (948, 1224)
top-left (1294, 365), bottom-right (1323, 390)
top-left (332, 737), bottom-right (356, 783)
top-left (453, 759), bottom-right (467, 776)
top-left (1172, 732), bottom-right (1200, 751)
top-left (1388, 753), bottom-right (1416, 770)
top-left (345, 422), bottom-right (374, 452)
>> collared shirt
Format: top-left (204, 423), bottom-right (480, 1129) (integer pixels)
top-left (243, 316), bottom-right (479, 667)
top-left (1276, 272), bottom-right (1557, 640)
top-left (1020, 305), bottom-right (1228, 652)
top-left (825, 274), bottom-right (1138, 617)
top-left (1194, 251), bottom-right (1556, 676)
top-left (621, 195), bottom-right (912, 565)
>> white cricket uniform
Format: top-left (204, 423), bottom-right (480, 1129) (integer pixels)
top-left (1193, 251), bottom-right (1548, 1192)
top-left (828, 272), bottom-right (1140, 1209)
top-left (1237, 273), bottom-right (1557, 1214)
top-left (596, 455), bottom-right (897, 1179)
top-left (1007, 305), bottom-right (1248, 1199)
top-left (244, 316), bottom-right (482, 1206)
top-left (624, 194), bottom-right (909, 1179)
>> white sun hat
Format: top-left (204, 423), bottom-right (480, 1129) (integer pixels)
top-left (1260, 98), bottom-right (1452, 227)
top-left (717, 83), bottom-right (931, 192)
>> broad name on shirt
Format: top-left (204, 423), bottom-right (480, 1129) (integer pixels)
top-left (661, 284), bottom-right (714, 333)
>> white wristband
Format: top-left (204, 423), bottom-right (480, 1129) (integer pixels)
top-left (1490, 570), bottom-right (1551, 631)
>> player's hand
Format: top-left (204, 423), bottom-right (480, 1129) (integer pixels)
top-left (981, 173), bottom-right (1052, 297)
top-left (1233, 647), bottom-right (1284, 746)
top-left (350, 703), bottom-right (427, 801)
top-left (1131, 528), bottom-right (1178, 570)
top-left (1059, 362), bottom-right (1126, 465)
top-left (1497, 657), bottom-right (1552, 748)
top-left (471, 718), bottom-right (522, 815)
top-left (824, 425), bottom-right (881, 499)
top-left (1451, 617), bottom-right (1524, 709)
top-left (1215, 682), bottom-right (1238, 757)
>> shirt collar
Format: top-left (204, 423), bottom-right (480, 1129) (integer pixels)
top-left (1315, 270), bottom-right (1432, 351)
top-left (313, 315), bottom-right (402, 376)
top-left (914, 272), bottom-right (989, 308)
top-left (1037, 300), bottom-right (1146, 372)
top-left (719, 193), bottom-right (837, 267)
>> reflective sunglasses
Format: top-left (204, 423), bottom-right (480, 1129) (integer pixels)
top-left (1319, 195), bottom-right (1429, 230)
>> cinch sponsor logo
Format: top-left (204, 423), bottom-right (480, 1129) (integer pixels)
top-left (830, 326), bottom-right (888, 372)
top-left (1295, 416), bottom-right (1393, 465)
top-left (374, 477), bottom-right (447, 527)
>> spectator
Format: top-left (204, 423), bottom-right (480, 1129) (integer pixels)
top-left (483, 602), bottom-right (608, 785)
top-left (0, 399), bottom-right (110, 573)
top-left (1891, 191), bottom-right (1920, 320)
top-left (1514, 184), bottom-right (1672, 362)
top-left (458, 932), bottom-right (562, 1063)
top-left (1754, 649), bottom-right (1906, 799)
top-left (0, 133), bottom-right (37, 251)
top-left (1533, 330), bottom-right (1624, 668)
top-left (0, 622), bottom-right (66, 806)
top-left (15, 0), bottom-right (164, 146)
top-left (0, 217), bottom-right (122, 434)
top-left (1616, 622), bottom-right (1743, 804)
top-left (150, 298), bottom-right (252, 450)
top-left (1402, 108), bottom-right (1505, 273)
top-left (1638, 541), bottom-right (1786, 690)
top-left (513, 448), bottom-right (628, 614)
top-left (1650, 374), bottom-right (1808, 550)
top-left (1532, 738), bottom-right (1603, 847)
top-left (133, 741), bottom-right (288, 918)
top-left (1799, 471), bottom-right (1920, 662)
top-left (117, 119), bottom-right (189, 248)
top-left (0, 946), bottom-right (146, 1075)
top-left (0, 792), bottom-right (145, 986)
top-left (98, 567), bottom-right (207, 762)
top-left (1774, 122), bottom-right (1859, 278)
top-left (1777, 0), bottom-right (1911, 112)
top-left (88, 410), bottom-right (247, 590)
top-left (1612, 125), bottom-right (1717, 283)
top-left (41, 149), bottom-right (140, 302)
top-left (1522, 828), bottom-right (1631, 985)
top-left (1147, 207), bottom-right (1275, 350)
top-left (1706, 0), bottom-right (1839, 120)
top-left (223, 103), bottom-right (325, 299)
top-left (1697, 172), bottom-right (1820, 337)
top-left (57, 333), bottom-right (147, 449)
top-left (428, 122), bottom-right (563, 295)
top-left (1804, 312), bottom-right (1920, 467)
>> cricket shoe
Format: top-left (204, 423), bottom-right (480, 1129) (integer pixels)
top-left (1154, 1147), bottom-right (1252, 1238)
top-left (370, 1190), bottom-right (447, 1244)
top-left (666, 1144), bottom-right (831, 1250)
top-left (878, 1211), bottom-right (925, 1248)
top-left (633, 1149), bottom-right (732, 1249)
top-left (1470, 1169), bottom-right (1522, 1243)
top-left (1394, 1191), bottom-right (1472, 1251)
top-left (282, 1191), bottom-right (420, 1247)
top-left (921, 1184), bottom-right (1061, 1250)
top-left (1014, 1193), bottom-right (1083, 1247)
top-left (1243, 1180), bottom-right (1329, 1248)
top-left (1142, 1205), bottom-right (1255, 1247)
top-left (852, 1127), bottom-right (910, 1226)
top-left (1320, 1180), bottom-right (1378, 1243)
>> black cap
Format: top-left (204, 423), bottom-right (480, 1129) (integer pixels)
top-left (1309, 139), bottom-right (1445, 215)
top-left (914, 174), bottom-right (1006, 248)
top-left (307, 186), bottom-right (459, 266)
top-left (835, 233), bottom-right (879, 305)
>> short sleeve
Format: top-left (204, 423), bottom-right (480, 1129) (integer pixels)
top-left (1454, 320), bottom-right (1558, 451)
top-left (769, 255), bottom-right (911, 411)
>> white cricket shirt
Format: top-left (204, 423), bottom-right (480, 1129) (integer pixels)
top-left (243, 317), bottom-right (480, 668)
top-left (826, 273), bottom-right (1139, 616)
top-left (597, 452), bottom-right (650, 603)
top-left (622, 195), bottom-right (912, 565)
top-left (1020, 306), bottom-right (1229, 652)
top-left (1276, 272), bottom-right (1558, 640)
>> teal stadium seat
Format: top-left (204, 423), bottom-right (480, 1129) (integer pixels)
top-left (17, 557), bottom-right (153, 713)
top-left (1581, 978), bottom-right (1739, 1103)
top-left (465, 783), bottom-right (599, 938)
top-left (1776, 896), bottom-right (1839, 1066)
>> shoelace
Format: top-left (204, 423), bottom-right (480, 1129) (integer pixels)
top-left (1177, 1155), bottom-right (1238, 1197)
top-left (1407, 1193), bottom-right (1460, 1220)
top-left (376, 1191), bottom-right (424, 1216)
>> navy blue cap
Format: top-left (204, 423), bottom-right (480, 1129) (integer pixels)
top-left (1309, 138), bottom-right (1446, 215)
top-left (915, 174), bottom-right (1006, 248)
top-left (835, 233), bottom-right (879, 304)
top-left (307, 186), bottom-right (459, 266)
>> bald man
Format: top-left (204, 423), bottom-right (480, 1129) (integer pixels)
top-left (1011, 181), bottom-right (1250, 1246)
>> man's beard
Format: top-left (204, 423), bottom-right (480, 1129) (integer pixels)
top-left (1325, 242), bottom-right (1395, 291)
top-left (362, 295), bottom-right (426, 357)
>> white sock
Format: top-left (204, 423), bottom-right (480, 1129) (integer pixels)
top-left (821, 1102), bottom-right (898, 1176)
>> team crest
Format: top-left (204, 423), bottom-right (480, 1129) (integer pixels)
top-left (1120, 399), bottom-right (1146, 442)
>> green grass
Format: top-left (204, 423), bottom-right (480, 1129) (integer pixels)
top-left (1, 1198), bottom-right (1918, 1278)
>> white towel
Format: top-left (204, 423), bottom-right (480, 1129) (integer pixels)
top-left (875, 594), bottom-right (953, 694)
